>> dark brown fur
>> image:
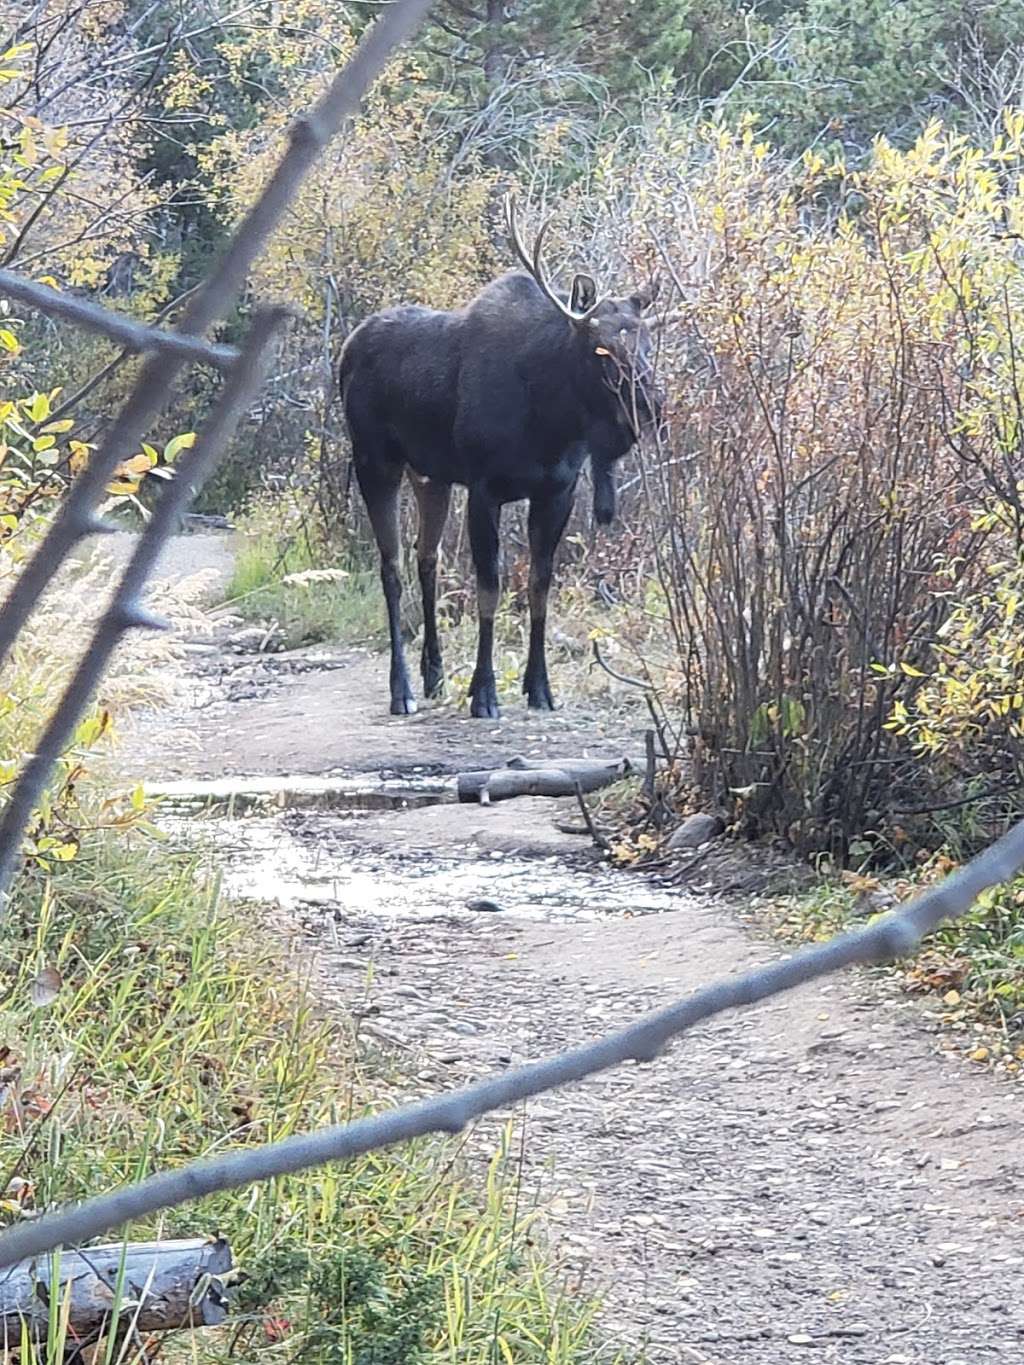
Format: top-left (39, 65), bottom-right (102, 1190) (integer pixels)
top-left (339, 268), bottom-right (661, 718)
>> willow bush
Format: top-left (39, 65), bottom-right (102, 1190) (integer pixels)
top-left (600, 113), bottom-right (1024, 859)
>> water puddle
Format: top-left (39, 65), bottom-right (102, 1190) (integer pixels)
top-left (145, 772), bottom-right (454, 816)
top-left (152, 770), bottom-right (684, 924)
top-left (162, 808), bottom-right (681, 924)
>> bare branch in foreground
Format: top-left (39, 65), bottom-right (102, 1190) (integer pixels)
top-left (0, 271), bottom-right (240, 371)
top-left (0, 310), bottom-right (286, 904)
top-left (0, 0), bottom-right (437, 672)
top-left (2, 810), bottom-right (1023, 1266)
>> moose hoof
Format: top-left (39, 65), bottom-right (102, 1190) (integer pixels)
top-left (525, 679), bottom-right (556, 711)
top-left (391, 696), bottom-right (418, 716)
top-left (470, 686), bottom-right (500, 720)
top-left (526, 692), bottom-right (556, 712)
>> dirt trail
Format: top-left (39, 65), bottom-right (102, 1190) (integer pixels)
top-left (117, 533), bottom-right (1023, 1364)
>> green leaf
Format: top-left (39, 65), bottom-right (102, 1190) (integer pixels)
top-left (0, 328), bottom-right (19, 353)
top-left (24, 392), bottom-right (49, 423)
top-left (163, 432), bottom-right (196, 462)
top-left (73, 716), bottom-right (102, 747)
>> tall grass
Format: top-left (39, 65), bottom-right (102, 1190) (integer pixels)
top-left (0, 834), bottom-right (618, 1364)
top-left (225, 491), bottom-right (383, 648)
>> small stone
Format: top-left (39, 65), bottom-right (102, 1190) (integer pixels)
top-left (466, 898), bottom-right (503, 913)
top-left (667, 812), bottom-right (725, 851)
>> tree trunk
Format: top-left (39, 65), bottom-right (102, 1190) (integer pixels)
top-left (482, 0), bottom-right (507, 92)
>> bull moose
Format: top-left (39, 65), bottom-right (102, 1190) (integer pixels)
top-left (338, 197), bottom-right (662, 719)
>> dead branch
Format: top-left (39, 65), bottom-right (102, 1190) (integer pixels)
top-left (0, 1237), bottom-right (232, 1336)
top-left (457, 757), bottom-right (631, 803)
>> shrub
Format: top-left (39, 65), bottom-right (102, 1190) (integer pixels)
top-left (595, 113), bottom-right (1024, 859)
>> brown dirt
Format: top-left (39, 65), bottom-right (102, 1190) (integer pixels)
top-left (116, 533), bottom-right (1024, 1365)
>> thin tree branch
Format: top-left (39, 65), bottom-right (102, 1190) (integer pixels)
top-left (0, 0), bottom-right (437, 676)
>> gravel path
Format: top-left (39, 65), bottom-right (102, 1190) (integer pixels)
top-left (118, 533), bottom-right (1024, 1364)
top-left (301, 869), bottom-right (1023, 1364)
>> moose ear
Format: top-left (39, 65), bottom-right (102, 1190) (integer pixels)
top-left (570, 273), bottom-right (598, 314)
top-left (630, 277), bottom-right (661, 311)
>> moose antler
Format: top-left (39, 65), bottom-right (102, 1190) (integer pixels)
top-left (503, 194), bottom-right (603, 325)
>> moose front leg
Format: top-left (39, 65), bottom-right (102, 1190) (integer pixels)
top-left (467, 487), bottom-right (502, 719)
top-left (523, 488), bottom-right (573, 710)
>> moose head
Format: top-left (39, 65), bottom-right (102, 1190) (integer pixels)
top-left (504, 196), bottom-right (664, 523)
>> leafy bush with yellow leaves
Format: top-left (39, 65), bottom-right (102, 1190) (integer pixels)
top-left (593, 112), bottom-right (1024, 859)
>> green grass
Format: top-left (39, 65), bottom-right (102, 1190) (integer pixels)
top-left (224, 515), bottom-right (383, 650)
top-left (0, 834), bottom-right (624, 1364)
top-left (769, 867), bottom-right (1024, 1076)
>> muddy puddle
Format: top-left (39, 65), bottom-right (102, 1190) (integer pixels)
top-left (145, 771), bottom-right (454, 815)
top-left (151, 774), bottom-right (681, 924)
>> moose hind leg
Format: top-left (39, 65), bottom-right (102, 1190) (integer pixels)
top-left (411, 475), bottom-right (452, 698)
top-left (467, 487), bottom-right (502, 719)
top-left (356, 459), bottom-right (416, 715)
top-left (523, 488), bottom-right (573, 710)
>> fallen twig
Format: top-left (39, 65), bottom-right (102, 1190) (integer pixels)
top-left (574, 781), bottom-right (611, 851)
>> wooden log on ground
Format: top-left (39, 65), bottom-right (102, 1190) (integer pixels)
top-left (503, 755), bottom-right (637, 773)
top-left (457, 757), bottom-right (632, 804)
top-left (0, 1236), bottom-right (232, 1337)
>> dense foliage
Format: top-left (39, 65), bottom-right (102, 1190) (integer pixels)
top-left (598, 114), bottom-right (1024, 857)
top-left (8, 2), bottom-right (1024, 845)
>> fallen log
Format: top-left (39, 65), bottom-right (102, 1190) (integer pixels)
top-left (457, 757), bottom-right (632, 804)
top-left (0, 1236), bottom-right (232, 1338)
top-left (503, 755), bottom-right (636, 773)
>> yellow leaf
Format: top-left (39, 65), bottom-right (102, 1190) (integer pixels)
top-left (970, 1047), bottom-right (989, 1063)
top-left (943, 989), bottom-right (961, 1006)
top-left (122, 452), bottom-right (154, 475)
top-left (25, 392), bottom-right (49, 423)
top-left (899, 661), bottom-right (925, 677)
